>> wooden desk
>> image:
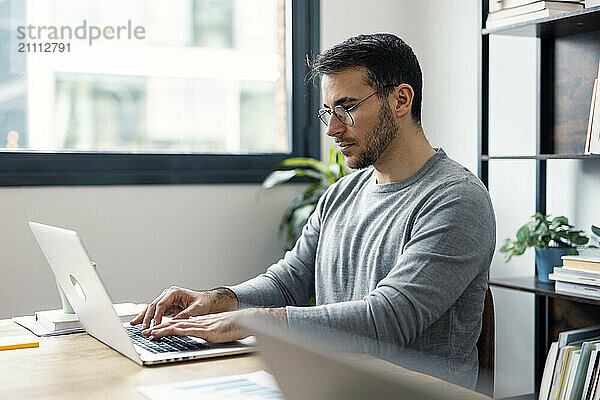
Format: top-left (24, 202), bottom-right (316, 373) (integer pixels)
top-left (0, 319), bottom-right (265, 399)
top-left (0, 319), bottom-right (498, 399)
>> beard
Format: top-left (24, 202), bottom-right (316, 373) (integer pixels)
top-left (346, 103), bottom-right (399, 169)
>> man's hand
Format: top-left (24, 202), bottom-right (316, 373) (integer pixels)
top-left (130, 286), bottom-right (239, 330)
top-left (141, 308), bottom-right (287, 343)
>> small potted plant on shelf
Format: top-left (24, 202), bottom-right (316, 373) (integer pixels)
top-left (499, 213), bottom-right (590, 283)
top-left (262, 146), bottom-right (352, 251)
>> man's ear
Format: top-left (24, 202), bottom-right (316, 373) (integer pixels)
top-left (389, 84), bottom-right (414, 118)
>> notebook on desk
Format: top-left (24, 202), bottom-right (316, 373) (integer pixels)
top-left (28, 221), bottom-right (255, 366)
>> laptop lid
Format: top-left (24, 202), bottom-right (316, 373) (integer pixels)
top-left (245, 319), bottom-right (491, 400)
top-left (29, 221), bottom-right (142, 364)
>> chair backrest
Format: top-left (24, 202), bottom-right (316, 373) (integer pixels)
top-left (476, 287), bottom-right (494, 397)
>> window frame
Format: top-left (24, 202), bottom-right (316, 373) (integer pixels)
top-left (0, 0), bottom-right (320, 186)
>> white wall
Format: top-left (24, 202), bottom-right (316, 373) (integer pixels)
top-left (0, 184), bottom-right (302, 318)
top-left (320, 0), bottom-right (480, 173)
top-left (319, 0), bottom-right (425, 160)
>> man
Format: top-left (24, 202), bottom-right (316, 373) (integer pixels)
top-left (131, 33), bottom-right (496, 388)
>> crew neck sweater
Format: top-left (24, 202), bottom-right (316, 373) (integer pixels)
top-left (229, 148), bottom-right (496, 388)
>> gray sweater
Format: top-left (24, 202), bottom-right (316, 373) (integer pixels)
top-left (229, 149), bottom-right (496, 388)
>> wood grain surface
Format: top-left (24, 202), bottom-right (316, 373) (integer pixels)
top-left (0, 319), bottom-right (492, 399)
top-left (0, 319), bottom-right (265, 399)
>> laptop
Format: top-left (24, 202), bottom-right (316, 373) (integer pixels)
top-left (28, 221), bottom-right (255, 366)
top-left (245, 319), bottom-right (491, 400)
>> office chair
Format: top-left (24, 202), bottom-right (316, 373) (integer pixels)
top-left (476, 287), bottom-right (495, 398)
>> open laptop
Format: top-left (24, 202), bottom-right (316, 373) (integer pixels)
top-left (29, 221), bottom-right (255, 366)
top-left (246, 319), bottom-right (491, 400)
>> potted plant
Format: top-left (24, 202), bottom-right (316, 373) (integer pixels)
top-left (262, 147), bottom-right (351, 250)
top-left (500, 213), bottom-right (590, 282)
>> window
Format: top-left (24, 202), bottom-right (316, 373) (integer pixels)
top-left (0, 0), bottom-right (320, 185)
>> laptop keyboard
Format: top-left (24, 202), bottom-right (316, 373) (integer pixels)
top-left (125, 325), bottom-right (209, 354)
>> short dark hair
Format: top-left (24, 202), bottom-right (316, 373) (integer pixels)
top-left (309, 33), bottom-right (423, 124)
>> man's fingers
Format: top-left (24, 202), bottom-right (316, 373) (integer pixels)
top-left (152, 327), bottom-right (204, 339)
top-left (141, 318), bottom-right (188, 335)
top-left (173, 306), bottom-right (197, 320)
top-left (129, 307), bottom-right (148, 325)
top-left (164, 304), bottom-right (183, 317)
top-left (142, 302), bottom-right (157, 330)
top-left (143, 310), bottom-right (248, 343)
top-left (142, 290), bottom-right (169, 329)
top-left (149, 322), bottom-right (207, 339)
top-left (142, 319), bottom-right (177, 333)
top-left (152, 292), bottom-right (179, 327)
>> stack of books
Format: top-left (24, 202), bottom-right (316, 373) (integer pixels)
top-left (550, 254), bottom-right (600, 297)
top-left (585, 61), bottom-right (600, 155)
top-left (539, 325), bottom-right (600, 400)
top-left (12, 302), bottom-right (146, 336)
top-left (486, 1), bottom-right (584, 29)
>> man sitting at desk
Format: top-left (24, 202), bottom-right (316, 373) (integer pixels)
top-left (131, 33), bottom-right (496, 388)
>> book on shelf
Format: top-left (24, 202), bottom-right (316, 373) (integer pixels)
top-left (559, 325), bottom-right (600, 347)
top-left (550, 344), bottom-right (583, 400)
top-left (582, 349), bottom-right (600, 400)
top-left (570, 341), bottom-right (600, 400)
top-left (563, 348), bottom-right (582, 399)
top-left (586, 0), bottom-right (600, 8)
top-left (590, 356), bottom-right (600, 399)
top-left (586, 78), bottom-right (598, 154)
top-left (488, 1), bottom-right (584, 20)
top-left (562, 255), bottom-right (600, 273)
top-left (540, 341), bottom-right (560, 400)
top-left (555, 280), bottom-right (600, 298)
top-left (550, 267), bottom-right (600, 287)
top-left (587, 61), bottom-right (600, 154)
top-left (486, 1), bottom-right (584, 29)
top-left (539, 326), bottom-right (600, 400)
top-left (493, 0), bottom-right (583, 10)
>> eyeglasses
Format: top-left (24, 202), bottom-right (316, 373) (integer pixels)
top-left (317, 85), bottom-right (395, 127)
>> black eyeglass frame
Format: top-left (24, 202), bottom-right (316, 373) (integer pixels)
top-left (317, 84), bottom-right (396, 127)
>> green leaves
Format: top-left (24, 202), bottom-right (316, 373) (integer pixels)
top-left (516, 225), bottom-right (530, 244)
top-left (263, 146), bottom-right (352, 251)
top-left (277, 183), bottom-right (326, 250)
top-left (570, 232), bottom-right (589, 246)
top-left (262, 169), bottom-right (322, 189)
top-left (329, 146), bottom-right (348, 180)
top-left (280, 157), bottom-right (336, 183)
top-left (593, 225), bottom-right (600, 237)
top-left (550, 216), bottom-right (569, 228)
top-left (499, 213), bottom-right (592, 263)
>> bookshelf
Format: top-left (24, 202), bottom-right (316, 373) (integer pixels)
top-left (479, 1), bottom-right (600, 391)
top-left (489, 277), bottom-right (600, 306)
top-left (483, 153), bottom-right (600, 160)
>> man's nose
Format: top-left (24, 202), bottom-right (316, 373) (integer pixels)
top-left (324, 115), bottom-right (345, 138)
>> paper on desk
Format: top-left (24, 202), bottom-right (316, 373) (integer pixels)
top-left (137, 370), bottom-right (283, 400)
